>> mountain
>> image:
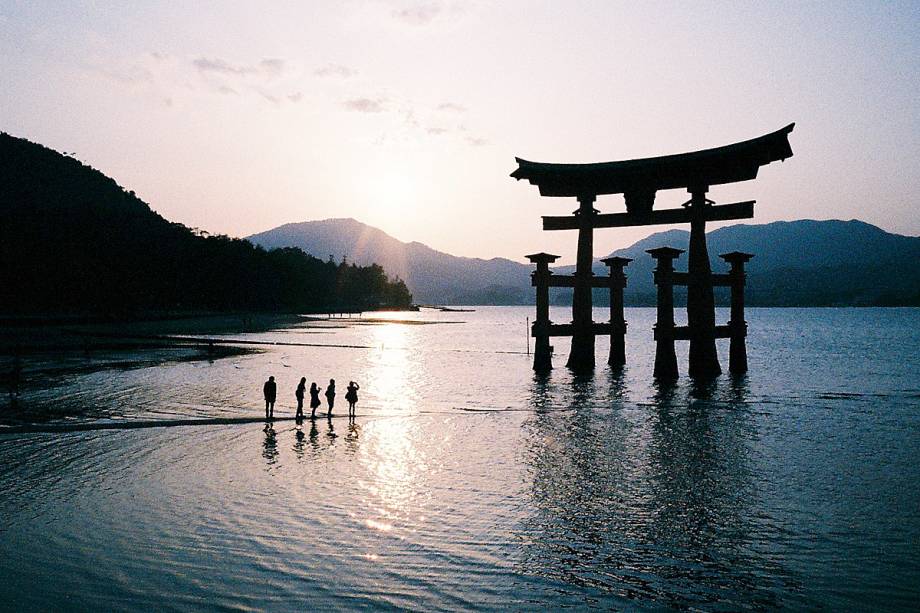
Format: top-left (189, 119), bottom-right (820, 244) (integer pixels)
top-left (594, 220), bottom-right (920, 306)
top-left (251, 218), bottom-right (920, 307)
top-left (0, 132), bottom-right (411, 315)
top-left (248, 219), bottom-right (533, 304)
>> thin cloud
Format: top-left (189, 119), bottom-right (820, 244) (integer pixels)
top-left (392, 3), bottom-right (441, 25)
top-left (98, 64), bottom-right (154, 85)
top-left (466, 136), bottom-right (488, 147)
top-left (259, 58), bottom-right (285, 76)
top-left (343, 97), bottom-right (387, 113)
top-left (426, 127), bottom-right (448, 135)
top-left (192, 57), bottom-right (285, 77)
top-left (314, 63), bottom-right (357, 78)
top-left (402, 109), bottom-right (419, 127)
top-left (258, 91), bottom-right (281, 105)
top-left (436, 102), bottom-right (466, 113)
top-left (193, 57), bottom-right (253, 75)
top-left (91, 53), bottom-right (300, 106)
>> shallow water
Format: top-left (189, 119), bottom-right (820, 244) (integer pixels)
top-left (2, 307), bottom-right (919, 610)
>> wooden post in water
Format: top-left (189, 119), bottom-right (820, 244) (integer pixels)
top-left (720, 251), bottom-right (753, 374)
top-left (686, 188), bottom-right (722, 378)
top-left (567, 195), bottom-right (598, 371)
top-left (527, 252), bottom-right (559, 371)
top-left (648, 247), bottom-right (683, 380)
top-left (601, 256), bottom-right (631, 368)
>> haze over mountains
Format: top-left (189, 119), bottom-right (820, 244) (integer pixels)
top-left (249, 218), bottom-right (920, 307)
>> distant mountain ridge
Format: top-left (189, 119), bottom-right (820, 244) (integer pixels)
top-left (250, 218), bottom-right (920, 307)
top-left (553, 219), bottom-right (920, 306)
top-left (248, 218), bottom-right (533, 304)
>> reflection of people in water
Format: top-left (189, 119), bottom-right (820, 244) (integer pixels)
top-left (295, 377), bottom-right (306, 422)
top-left (345, 419), bottom-right (360, 455)
top-left (293, 427), bottom-right (305, 459)
top-left (262, 422), bottom-right (278, 462)
top-left (325, 379), bottom-right (336, 416)
top-left (345, 381), bottom-right (360, 416)
top-left (263, 376), bottom-right (277, 419)
top-left (309, 420), bottom-right (319, 449)
top-left (309, 382), bottom-right (321, 419)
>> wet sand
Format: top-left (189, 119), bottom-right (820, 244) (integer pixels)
top-left (0, 312), bottom-right (311, 353)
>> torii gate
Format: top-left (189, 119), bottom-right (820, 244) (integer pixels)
top-left (512, 123), bottom-right (795, 376)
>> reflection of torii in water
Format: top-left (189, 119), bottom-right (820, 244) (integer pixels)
top-left (514, 123), bottom-right (795, 377)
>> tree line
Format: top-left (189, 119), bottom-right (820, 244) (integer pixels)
top-left (0, 132), bottom-right (412, 316)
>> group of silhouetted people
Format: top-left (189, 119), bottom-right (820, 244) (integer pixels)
top-left (263, 376), bottom-right (359, 421)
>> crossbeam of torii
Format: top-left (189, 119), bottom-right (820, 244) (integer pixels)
top-left (512, 123), bottom-right (795, 376)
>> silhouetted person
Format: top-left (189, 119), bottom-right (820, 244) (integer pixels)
top-left (295, 377), bottom-right (306, 422)
top-left (263, 375), bottom-right (277, 419)
top-left (325, 379), bottom-right (336, 416)
top-left (309, 382), bottom-right (321, 419)
top-left (346, 381), bottom-right (360, 416)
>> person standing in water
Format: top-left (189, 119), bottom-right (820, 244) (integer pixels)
top-left (295, 377), bottom-right (306, 422)
top-left (263, 376), bottom-right (277, 419)
top-left (325, 379), bottom-right (336, 416)
top-left (309, 382), bottom-right (321, 419)
top-left (345, 381), bottom-right (360, 416)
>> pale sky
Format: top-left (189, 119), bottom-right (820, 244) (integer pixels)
top-left (2, 1), bottom-right (918, 264)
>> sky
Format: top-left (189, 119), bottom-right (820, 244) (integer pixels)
top-left (1, 0), bottom-right (918, 264)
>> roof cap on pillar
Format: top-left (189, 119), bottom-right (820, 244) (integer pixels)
top-left (719, 251), bottom-right (754, 263)
top-left (526, 252), bottom-right (561, 264)
top-left (646, 246), bottom-right (685, 259)
top-left (600, 256), bottom-right (632, 267)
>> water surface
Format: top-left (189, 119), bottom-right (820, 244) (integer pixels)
top-left (1, 307), bottom-right (918, 610)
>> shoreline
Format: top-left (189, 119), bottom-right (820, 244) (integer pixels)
top-left (1, 312), bottom-right (342, 354)
top-left (0, 314), bottom-right (306, 402)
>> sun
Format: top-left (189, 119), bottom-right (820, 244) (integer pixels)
top-left (372, 172), bottom-right (416, 218)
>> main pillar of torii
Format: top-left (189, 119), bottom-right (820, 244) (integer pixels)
top-left (513, 123), bottom-right (794, 375)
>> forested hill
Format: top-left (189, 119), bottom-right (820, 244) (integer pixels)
top-left (0, 132), bottom-right (411, 316)
top-left (593, 220), bottom-right (920, 307)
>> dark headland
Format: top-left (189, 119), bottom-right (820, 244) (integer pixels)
top-left (0, 132), bottom-right (413, 325)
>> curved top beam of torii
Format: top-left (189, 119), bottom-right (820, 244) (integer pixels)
top-left (511, 123), bottom-right (794, 200)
